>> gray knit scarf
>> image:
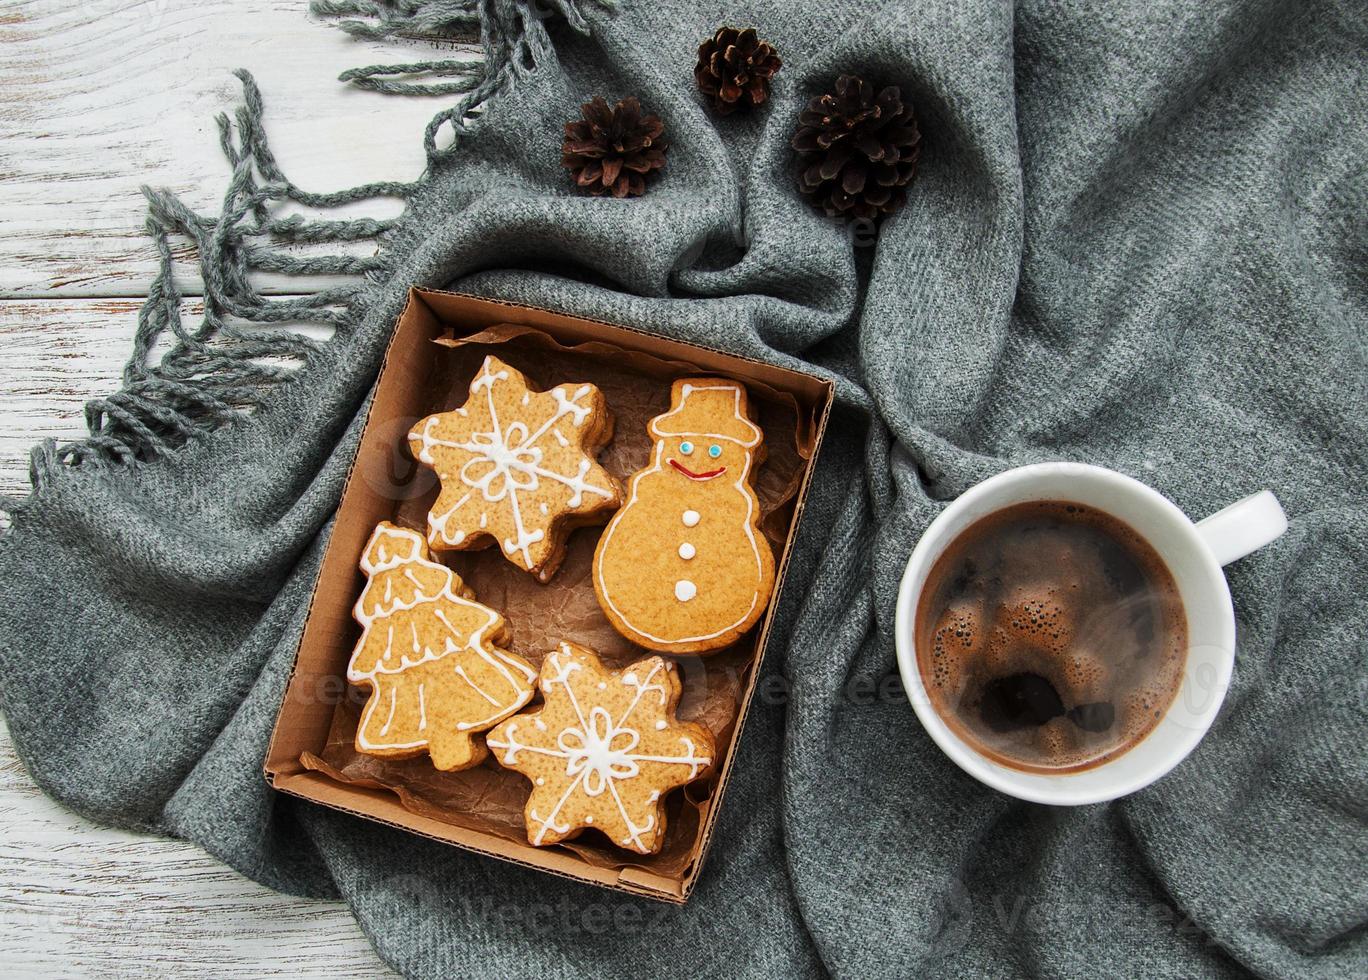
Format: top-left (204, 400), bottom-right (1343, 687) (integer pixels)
top-left (2, 1), bottom-right (1364, 977)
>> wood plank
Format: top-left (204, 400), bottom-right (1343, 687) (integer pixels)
top-left (0, 0), bottom-right (476, 298)
top-left (0, 298), bottom-right (148, 497)
top-left (0, 718), bottom-right (397, 976)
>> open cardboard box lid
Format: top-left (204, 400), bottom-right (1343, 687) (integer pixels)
top-left (265, 288), bottom-right (834, 902)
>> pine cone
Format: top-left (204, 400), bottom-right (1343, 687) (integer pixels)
top-left (562, 96), bottom-right (668, 199)
top-left (791, 75), bottom-right (921, 222)
top-left (694, 27), bottom-right (782, 115)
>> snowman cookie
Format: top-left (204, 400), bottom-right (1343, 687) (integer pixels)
top-left (593, 378), bottom-right (776, 654)
top-left (409, 355), bottom-right (621, 582)
top-left (347, 522), bottom-right (537, 771)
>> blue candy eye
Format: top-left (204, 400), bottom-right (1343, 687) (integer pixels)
top-left (708, 444), bottom-right (722, 459)
top-left (679, 441), bottom-right (694, 455)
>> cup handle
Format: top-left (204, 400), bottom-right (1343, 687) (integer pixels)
top-left (1194, 490), bottom-right (1288, 567)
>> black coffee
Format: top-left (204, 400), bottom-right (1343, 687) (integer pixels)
top-left (915, 501), bottom-right (1186, 773)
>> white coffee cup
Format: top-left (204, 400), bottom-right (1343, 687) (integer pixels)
top-left (894, 462), bottom-right (1287, 805)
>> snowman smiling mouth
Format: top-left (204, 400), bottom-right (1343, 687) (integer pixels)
top-left (668, 458), bottom-right (727, 481)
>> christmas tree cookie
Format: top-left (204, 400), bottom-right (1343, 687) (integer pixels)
top-left (409, 355), bottom-right (621, 582)
top-left (347, 522), bottom-right (536, 771)
top-left (593, 378), bottom-right (776, 653)
top-left (487, 642), bottom-right (715, 855)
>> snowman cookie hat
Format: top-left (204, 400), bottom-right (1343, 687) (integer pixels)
top-left (649, 379), bottom-right (762, 448)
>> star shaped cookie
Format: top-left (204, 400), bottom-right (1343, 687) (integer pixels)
top-left (487, 642), bottom-right (715, 854)
top-left (409, 355), bottom-right (621, 581)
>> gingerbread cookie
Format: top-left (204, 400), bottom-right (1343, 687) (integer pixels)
top-left (593, 378), bottom-right (776, 653)
top-left (409, 355), bottom-right (621, 582)
top-left (487, 642), bottom-right (715, 855)
top-left (347, 522), bottom-right (537, 771)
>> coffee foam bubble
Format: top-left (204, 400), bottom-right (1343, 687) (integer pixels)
top-left (928, 602), bottom-right (980, 696)
top-left (980, 591), bottom-right (1107, 701)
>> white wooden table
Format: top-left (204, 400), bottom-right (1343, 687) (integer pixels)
top-left (0, 3), bottom-right (482, 974)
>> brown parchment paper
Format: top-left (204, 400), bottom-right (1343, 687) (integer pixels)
top-left (301, 324), bottom-right (812, 879)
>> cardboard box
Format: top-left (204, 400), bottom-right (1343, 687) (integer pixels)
top-left (265, 288), bottom-right (834, 902)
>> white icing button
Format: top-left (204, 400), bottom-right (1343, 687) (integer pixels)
top-left (678, 542), bottom-right (696, 560)
top-left (682, 509), bottom-right (701, 527)
top-left (675, 579), bottom-right (697, 602)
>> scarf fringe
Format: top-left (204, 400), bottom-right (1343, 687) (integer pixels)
top-left (4, 0), bottom-right (608, 520)
top-left (14, 69), bottom-right (412, 490)
top-left (315, 0), bottom-right (612, 159)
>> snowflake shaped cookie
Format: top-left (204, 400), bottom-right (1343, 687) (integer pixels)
top-left (409, 355), bottom-right (621, 581)
top-left (487, 642), bottom-right (715, 854)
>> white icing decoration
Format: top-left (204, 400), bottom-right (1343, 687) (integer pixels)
top-left (415, 358), bottom-right (614, 570)
top-left (349, 524), bottom-right (535, 754)
top-left (486, 652), bottom-right (709, 850)
top-left (655, 720), bottom-right (666, 730)
top-left (675, 580), bottom-right (697, 602)
top-left (648, 383), bottom-right (762, 447)
top-left (678, 542), bottom-right (696, 560)
top-left (455, 663), bottom-right (500, 706)
top-left (379, 686), bottom-right (397, 736)
top-left (551, 385), bottom-right (594, 425)
top-left (558, 705), bottom-right (641, 796)
top-left (682, 509), bottom-right (700, 527)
